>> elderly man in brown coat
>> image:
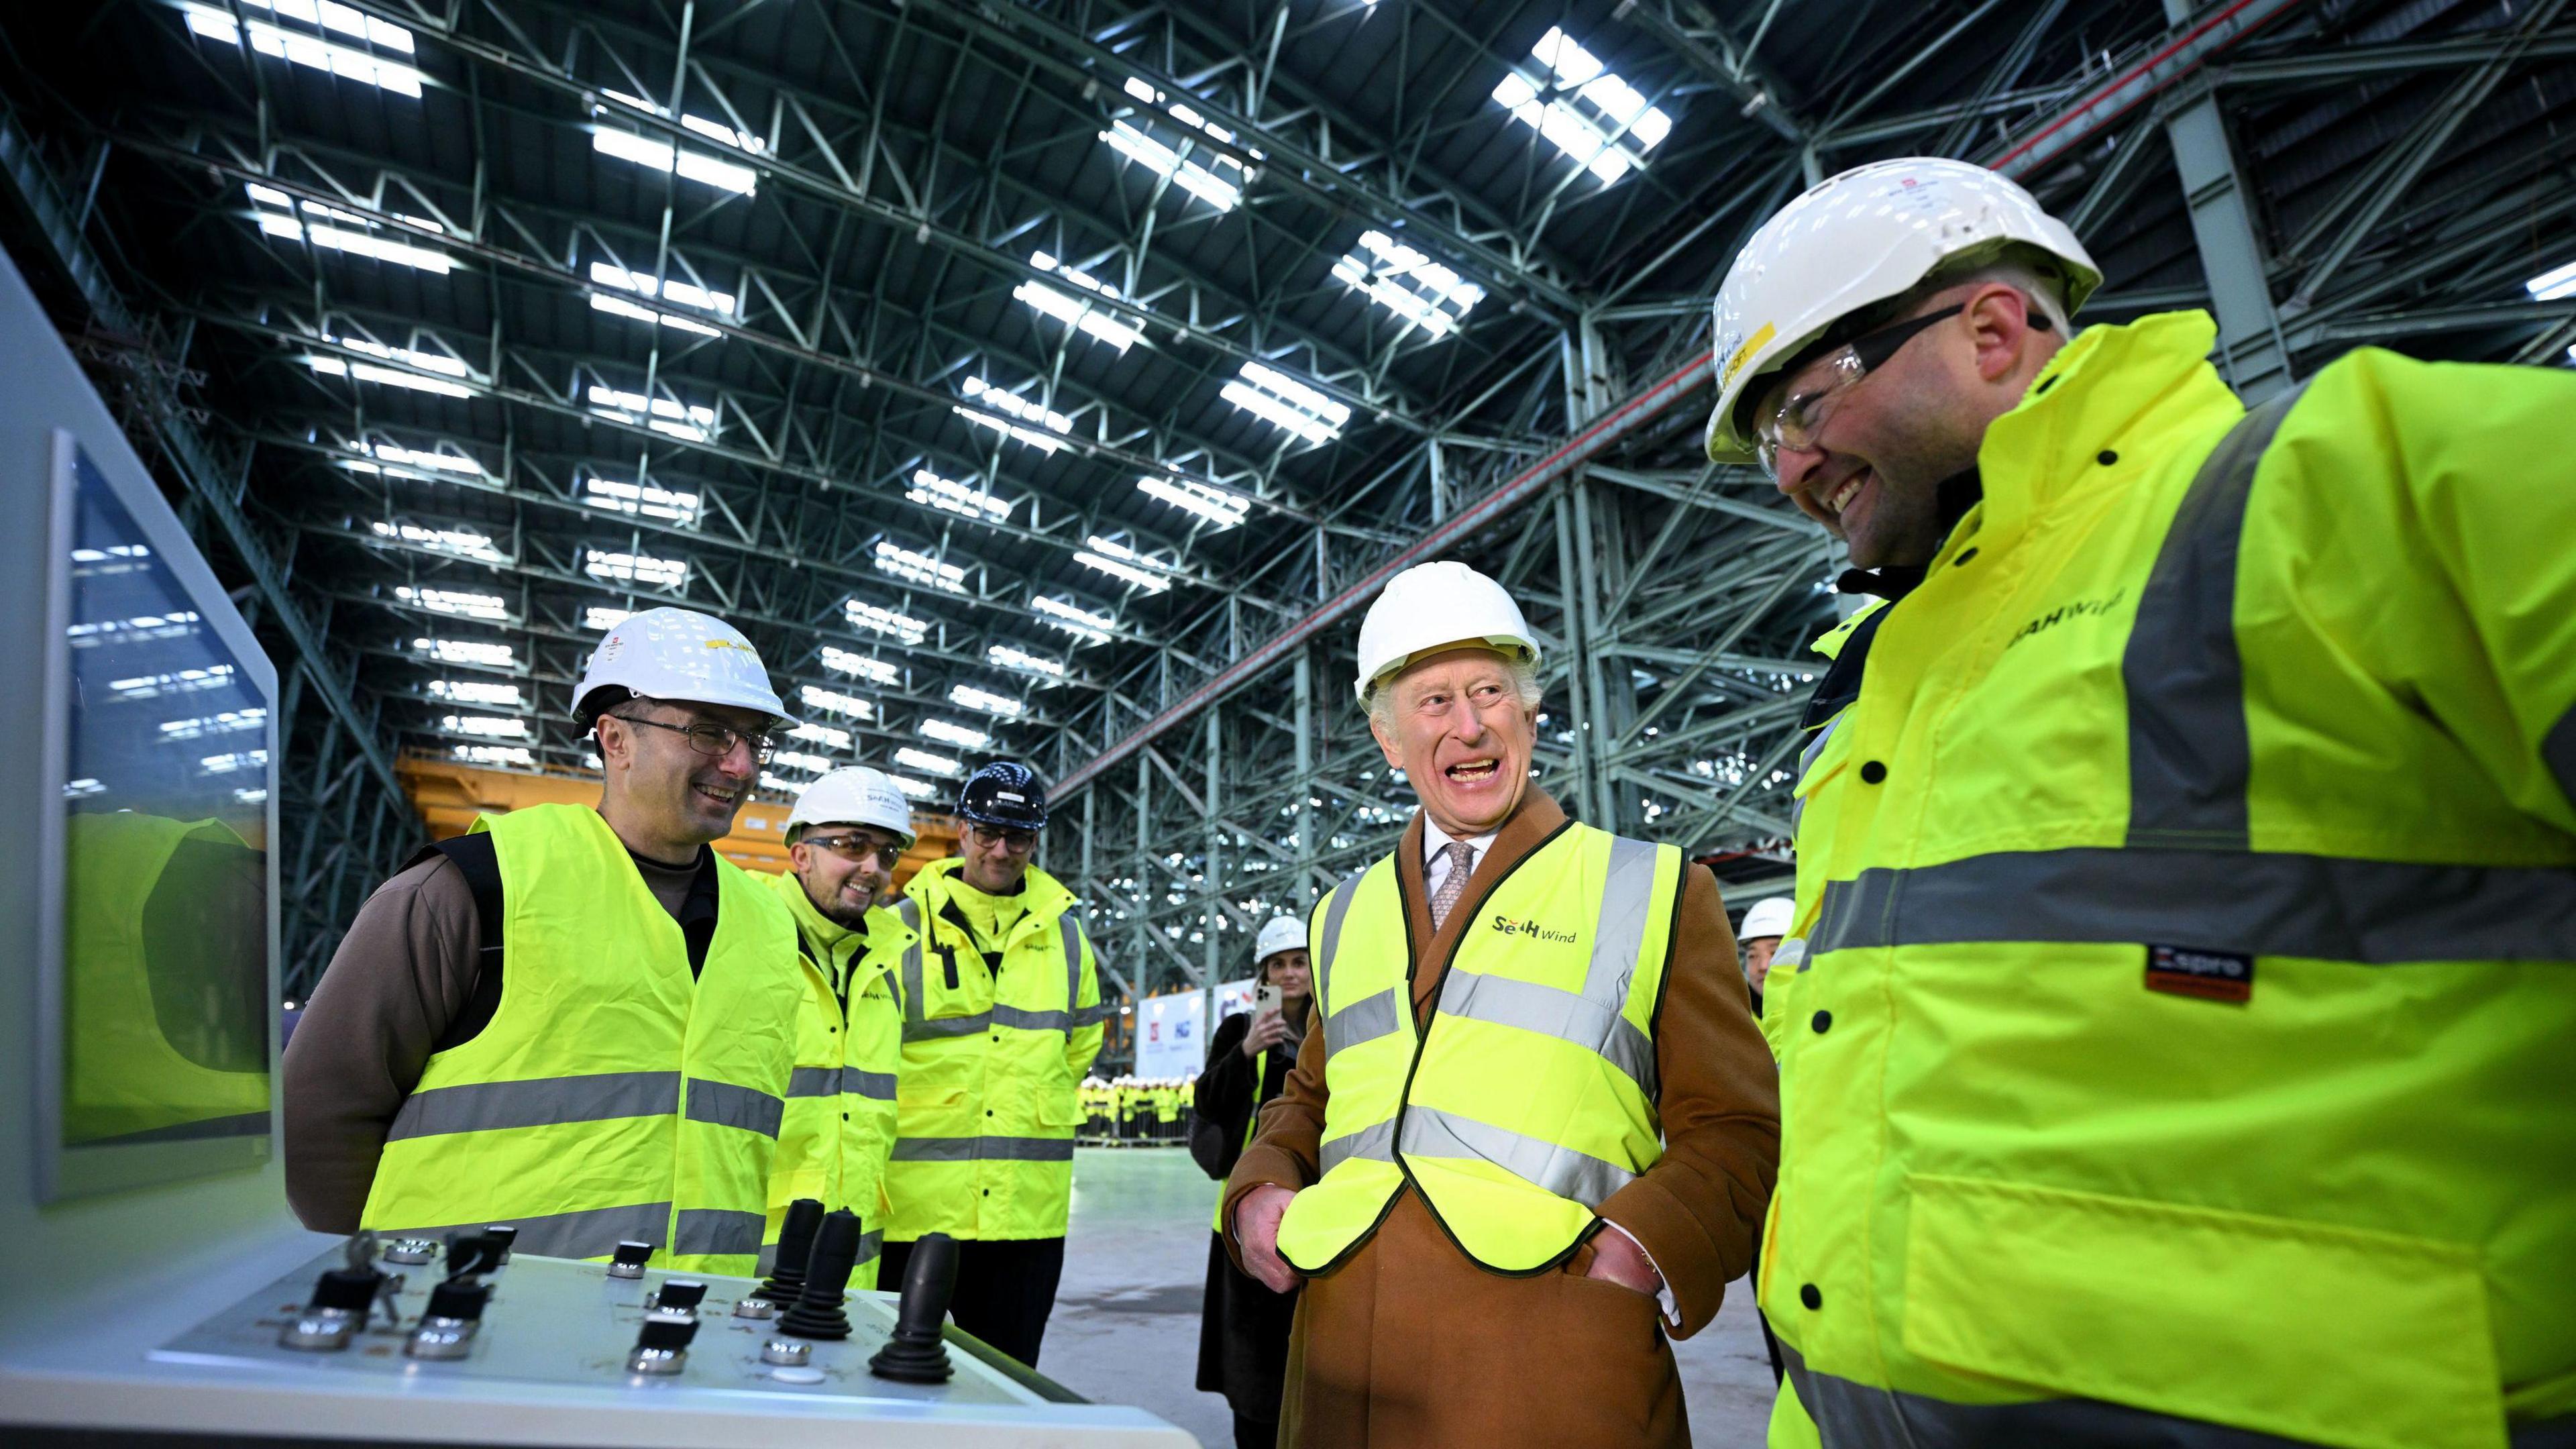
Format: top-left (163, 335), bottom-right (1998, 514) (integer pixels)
top-left (1224, 560), bottom-right (1780, 1448)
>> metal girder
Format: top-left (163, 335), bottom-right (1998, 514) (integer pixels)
top-left (2161, 78), bottom-right (2293, 400)
top-left (1984, 0), bottom-right (2308, 182)
top-left (1612, 0), bottom-right (1809, 144)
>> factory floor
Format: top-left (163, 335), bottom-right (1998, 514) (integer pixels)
top-left (1041, 1148), bottom-right (1778, 1447)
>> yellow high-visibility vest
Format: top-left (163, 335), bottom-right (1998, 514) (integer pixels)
top-left (763, 868), bottom-right (909, 1289)
top-left (881, 859), bottom-right (1108, 1241)
top-left (361, 804), bottom-right (801, 1275)
top-left (1276, 821), bottom-right (1683, 1274)
top-left (1768, 313), bottom-right (2576, 1449)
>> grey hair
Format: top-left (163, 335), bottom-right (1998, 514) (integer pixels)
top-left (1905, 253), bottom-right (2075, 335)
top-left (1366, 654), bottom-right (1542, 735)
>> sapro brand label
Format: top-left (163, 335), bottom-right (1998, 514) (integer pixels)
top-left (1721, 321), bottom-right (1777, 386)
top-left (703, 637), bottom-right (754, 652)
top-left (2145, 943), bottom-right (2254, 1004)
top-left (1489, 914), bottom-right (1578, 945)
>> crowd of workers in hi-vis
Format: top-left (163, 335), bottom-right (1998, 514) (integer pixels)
top-left (276, 154), bottom-right (2576, 1449)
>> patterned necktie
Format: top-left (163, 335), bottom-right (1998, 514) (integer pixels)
top-left (1428, 840), bottom-right (1478, 932)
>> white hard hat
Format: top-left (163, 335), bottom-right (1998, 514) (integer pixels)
top-left (573, 606), bottom-right (794, 726)
top-left (1254, 915), bottom-right (1306, 965)
top-left (1740, 896), bottom-right (1795, 941)
top-left (1705, 157), bottom-right (2100, 464)
top-left (786, 767), bottom-right (917, 849)
top-left (1353, 561), bottom-right (1540, 706)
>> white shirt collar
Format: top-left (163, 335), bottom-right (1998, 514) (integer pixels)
top-left (1420, 814), bottom-right (1499, 865)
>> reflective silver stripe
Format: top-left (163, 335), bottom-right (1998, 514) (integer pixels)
top-left (1318, 1118), bottom-right (1396, 1174)
top-left (896, 899), bottom-right (926, 1029)
top-left (1426, 833), bottom-right (1661, 1097)
top-left (1397, 1105), bottom-right (1633, 1208)
top-left (1770, 1342), bottom-right (2576, 1449)
top-left (372, 1201), bottom-right (671, 1260)
top-left (387, 1071), bottom-right (679, 1142)
top-left (683, 1078), bottom-right (785, 1138)
top-left (786, 1066), bottom-right (841, 1099)
top-left (1059, 913), bottom-right (1086, 1025)
top-left (904, 1012), bottom-right (993, 1041)
top-left (2122, 387), bottom-right (2306, 851)
top-left (991, 1004), bottom-right (1071, 1032)
top-left (1324, 986), bottom-right (1403, 1055)
top-left (1811, 847), bottom-right (2576, 965)
top-left (1790, 796), bottom-right (1808, 835)
top-left (1798, 712), bottom-right (1843, 780)
top-left (840, 1067), bottom-right (898, 1101)
top-left (1438, 969), bottom-right (1656, 1096)
top-left (888, 1135), bottom-right (1076, 1163)
top-left (855, 1228), bottom-right (884, 1265)
top-left (671, 1208), bottom-right (765, 1258)
top-left (1774, 937), bottom-right (1808, 973)
top-left (1071, 1002), bottom-right (1119, 1026)
top-left (2547, 704), bottom-right (2576, 812)
top-left (1314, 873), bottom-right (1364, 1020)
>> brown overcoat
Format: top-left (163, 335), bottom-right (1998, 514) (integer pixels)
top-left (1224, 789), bottom-right (1781, 1448)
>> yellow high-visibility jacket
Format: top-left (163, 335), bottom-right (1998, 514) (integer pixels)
top-left (1767, 311), bottom-right (2576, 1449)
top-left (763, 869), bottom-right (910, 1287)
top-left (881, 859), bottom-right (1107, 1240)
top-left (362, 805), bottom-right (801, 1275)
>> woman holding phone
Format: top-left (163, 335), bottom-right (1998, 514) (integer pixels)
top-left (1191, 915), bottom-right (1311, 1449)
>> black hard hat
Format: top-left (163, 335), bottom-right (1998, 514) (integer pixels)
top-left (957, 761), bottom-right (1048, 831)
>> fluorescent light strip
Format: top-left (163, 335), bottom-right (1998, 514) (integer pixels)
top-left (370, 520), bottom-right (504, 563)
top-left (1075, 536), bottom-right (1175, 594)
top-left (395, 586), bottom-right (509, 621)
top-left (583, 476), bottom-right (702, 527)
top-left (772, 748), bottom-right (837, 773)
top-left (985, 645), bottom-right (1065, 679)
top-left (158, 708), bottom-right (268, 740)
top-left (1016, 252), bottom-right (1146, 353)
top-left (181, 4), bottom-right (424, 97)
top-left (845, 599), bottom-right (930, 645)
top-left (1331, 229), bottom-right (1486, 339)
top-left (363, 442), bottom-right (483, 476)
top-left (1137, 474), bottom-right (1250, 529)
top-left (907, 468), bottom-right (1014, 521)
top-left (583, 548), bottom-right (688, 589)
top-left (1491, 27), bottom-right (1671, 184)
top-left (453, 744), bottom-right (534, 767)
top-left (950, 683), bottom-right (1027, 717)
top-left (2528, 260), bottom-right (2576, 302)
top-left (889, 775), bottom-right (938, 800)
top-left (584, 606), bottom-right (633, 631)
top-left (586, 384), bottom-right (716, 443)
top-left (895, 745), bottom-right (962, 776)
top-left (1222, 360), bottom-right (1350, 444)
top-left (873, 541), bottom-right (967, 594)
top-left (1032, 595), bottom-right (1116, 645)
top-left (592, 127), bottom-right (757, 196)
top-left (429, 680), bottom-right (524, 708)
top-left (955, 376), bottom-right (1073, 453)
top-left (415, 637), bottom-right (516, 667)
top-left (799, 686), bottom-right (875, 720)
top-left (443, 714), bottom-right (527, 739)
top-left (820, 647), bottom-right (900, 686)
top-left (789, 721), bottom-right (853, 750)
top-left (918, 718), bottom-right (989, 749)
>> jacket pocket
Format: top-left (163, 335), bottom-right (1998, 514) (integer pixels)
top-left (1036, 1095), bottom-right (1087, 1128)
top-left (1901, 1173), bottom-right (2501, 1449)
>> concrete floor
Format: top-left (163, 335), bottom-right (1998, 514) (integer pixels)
top-left (1039, 1148), bottom-right (1777, 1448)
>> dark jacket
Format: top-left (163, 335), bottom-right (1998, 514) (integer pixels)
top-left (1193, 1008), bottom-right (1304, 1423)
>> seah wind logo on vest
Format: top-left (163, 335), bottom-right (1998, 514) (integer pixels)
top-left (1488, 914), bottom-right (1577, 945)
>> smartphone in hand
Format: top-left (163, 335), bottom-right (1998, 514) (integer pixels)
top-left (1255, 983), bottom-right (1281, 1016)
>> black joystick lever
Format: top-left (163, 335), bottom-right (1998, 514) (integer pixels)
top-left (479, 1224), bottom-right (518, 1265)
top-left (279, 1238), bottom-right (391, 1351)
top-left (868, 1232), bottom-right (957, 1383)
top-left (607, 1239), bottom-right (654, 1279)
top-left (755, 1198), bottom-right (823, 1303)
top-left (649, 1279), bottom-right (707, 1313)
top-left (776, 1210), bottom-right (862, 1340)
top-left (627, 1311), bottom-right (699, 1375)
top-left (444, 1230), bottom-right (507, 1279)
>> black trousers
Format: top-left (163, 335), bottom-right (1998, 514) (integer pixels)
top-left (1233, 1410), bottom-right (1278, 1449)
top-left (878, 1234), bottom-right (1066, 1369)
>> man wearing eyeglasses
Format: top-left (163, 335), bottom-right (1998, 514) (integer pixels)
top-left (283, 607), bottom-right (804, 1278)
top-left (875, 760), bottom-right (1109, 1368)
top-left (1709, 158), bottom-right (2576, 1448)
top-left (762, 767), bottom-right (919, 1287)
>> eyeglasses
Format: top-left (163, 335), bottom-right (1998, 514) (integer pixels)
top-left (801, 833), bottom-right (904, 869)
top-left (1754, 303), bottom-right (1966, 479)
top-left (966, 823), bottom-right (1038, 852)
top-left (615, 711), bottom-right (776, 763)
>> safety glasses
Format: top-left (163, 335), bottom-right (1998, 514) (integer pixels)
top-left (1753, 303), bottom-right (1965, 479)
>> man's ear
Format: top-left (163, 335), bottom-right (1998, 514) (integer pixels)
top-left (1963, 282), bottom-right (2035, 384)
top-left (1367, 704), bottom-right (1405, 770)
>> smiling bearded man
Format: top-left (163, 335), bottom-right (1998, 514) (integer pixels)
top-left (1222, 561), bottom-right (1780, 1448)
